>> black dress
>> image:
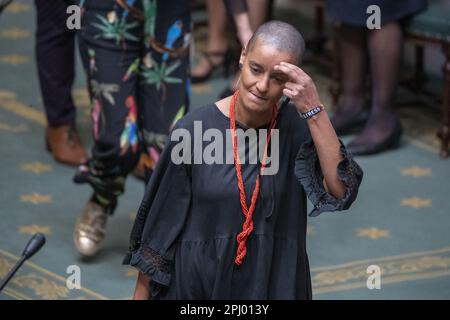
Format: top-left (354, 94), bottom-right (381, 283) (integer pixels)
top-left (123, 103), bottom-right (363, 299)
top-left (326, 0), bottom-right (427, 26)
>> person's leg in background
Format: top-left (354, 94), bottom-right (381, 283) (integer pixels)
top-left (218, 0), bottom-right (271, 99)
top-left (246, 0), bottom-right (270, 31)
top-left (73, 1), bottom-right (143, 257)
top-left (138, 0), bottom-right (191, 178)
top-left (191, 0), bottom-right (231, 83)
top-left (330, 24), bottom-right (370, 135)
top-left (347, 22), bottom-right (403, 154)
top-left (72, 0), bottom-right (191, 257)
top-left (34, 0), bottom-right (87, 166)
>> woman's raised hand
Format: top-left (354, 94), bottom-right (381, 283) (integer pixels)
top-left (274, 62), bottom-right (322, 113)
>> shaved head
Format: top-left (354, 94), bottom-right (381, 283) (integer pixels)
top-left (246, 21), bottom-right (305, 65)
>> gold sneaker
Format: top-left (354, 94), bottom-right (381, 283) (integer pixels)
top-left (74, 200), bottom-right (108, 257)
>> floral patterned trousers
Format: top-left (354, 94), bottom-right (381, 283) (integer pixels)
top-left (74, 0), bottom-right (190, 211)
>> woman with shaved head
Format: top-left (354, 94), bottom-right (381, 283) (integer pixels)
top-left (124, 21), bottom-right (363, 300)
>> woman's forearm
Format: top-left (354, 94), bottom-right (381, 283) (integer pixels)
top-left (306, 111), bottom-right (346, 199)
top-left (133, 271), bottom-right (151, 300)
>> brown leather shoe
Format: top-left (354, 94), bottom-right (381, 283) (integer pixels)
top-left (46, 125), bottom-right (88, 166)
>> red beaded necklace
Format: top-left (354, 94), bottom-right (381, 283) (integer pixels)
top-left (230, 90), bottom-right (279, 266)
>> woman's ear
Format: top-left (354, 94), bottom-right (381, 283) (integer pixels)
top-left (239, 47), bottom-right (246, 67)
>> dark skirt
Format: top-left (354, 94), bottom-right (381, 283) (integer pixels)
top-left (325, 0), bottom-right (427, 27)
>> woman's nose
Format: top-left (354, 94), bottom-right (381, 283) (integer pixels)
top-left (256, 76), bottom-right (269, 93)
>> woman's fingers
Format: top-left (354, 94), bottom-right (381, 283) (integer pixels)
top-left (275, 62), bottom-right (312, 87)
top-left (276, 62), bottom-right (321, 112)
top-left (282, 88), bottom-right (292, 98)
top-left (284, 81), bottom-right (304, 91)
top-left (283, 87), bottom-right (298, 99)
top-left (274, 63), bottom-right (300, 81)
top-left (280, 62), bottom-right (311, 79)
top-left (281, 61), bottom-right (308, 79)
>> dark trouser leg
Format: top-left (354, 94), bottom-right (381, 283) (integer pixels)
top-left (35, 0), bottom-right (76, 127)
top-left (139, 0), bottom-right (191, 176)
top-left (73, 0), bottom-right (191, 256)
top-left (75, 3), bottom-right (143, 212)
top-left (75, 0), bottom-right (191, 211)
top-left (79, 43), bottom-right (141, 176)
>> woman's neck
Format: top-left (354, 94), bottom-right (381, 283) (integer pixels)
top-left (215, 95), bottom-right (273, 128)
top-left (235, 96), bottom-right (273, 129)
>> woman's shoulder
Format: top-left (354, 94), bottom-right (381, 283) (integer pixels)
top-left (174, 103), bottom-right (222, 131)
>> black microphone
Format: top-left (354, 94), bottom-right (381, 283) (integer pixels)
top-left (0, 0), bottom-right (14, 15)
top-left (0, 233), bottom-right (46, 292)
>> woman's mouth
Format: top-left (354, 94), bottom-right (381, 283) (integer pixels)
top-left (248, 91), bottom-right (268, 103)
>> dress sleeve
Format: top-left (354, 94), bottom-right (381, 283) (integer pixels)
top-left (294, 135), bottom-right (363, 217)
top-left (123, 134), bottom-right (191, 289)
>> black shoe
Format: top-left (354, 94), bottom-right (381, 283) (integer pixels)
top-left (191, 50), bottom-right (233, 84)
top-left (73, 161), bottom-right (123, 214)
top-left (331, 109), bottom-right (370, 136)
top-left (347, 120), bottom-right (403, 156)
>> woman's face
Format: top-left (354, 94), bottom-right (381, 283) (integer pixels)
top-left (238, 38), bottom-right (298, 115)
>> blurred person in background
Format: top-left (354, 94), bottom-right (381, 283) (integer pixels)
top-left (35, 0), bottom-right (88, 166)
top-left (72, 0), bottom-right (191, 258)
top-left (327, 0), bottom-right (427, 155)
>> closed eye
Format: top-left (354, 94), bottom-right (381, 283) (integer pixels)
top-left (251, 67), bottom-right (261, 74)
top-left (272, 76), bottom-right (285, 83)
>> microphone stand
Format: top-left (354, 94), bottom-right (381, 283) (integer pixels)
top-left (0, 233), bottom-right (46, 292)
top-left (0, 256), bottom-right (26, 291)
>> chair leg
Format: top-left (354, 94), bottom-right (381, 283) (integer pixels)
top-left (437, 42), bottom-right (450, 158)
top-left (414, 45), bottom-right (427, 93)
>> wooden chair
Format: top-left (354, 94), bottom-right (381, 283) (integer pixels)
top-left (404, 0), bottom-right (450, 157)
